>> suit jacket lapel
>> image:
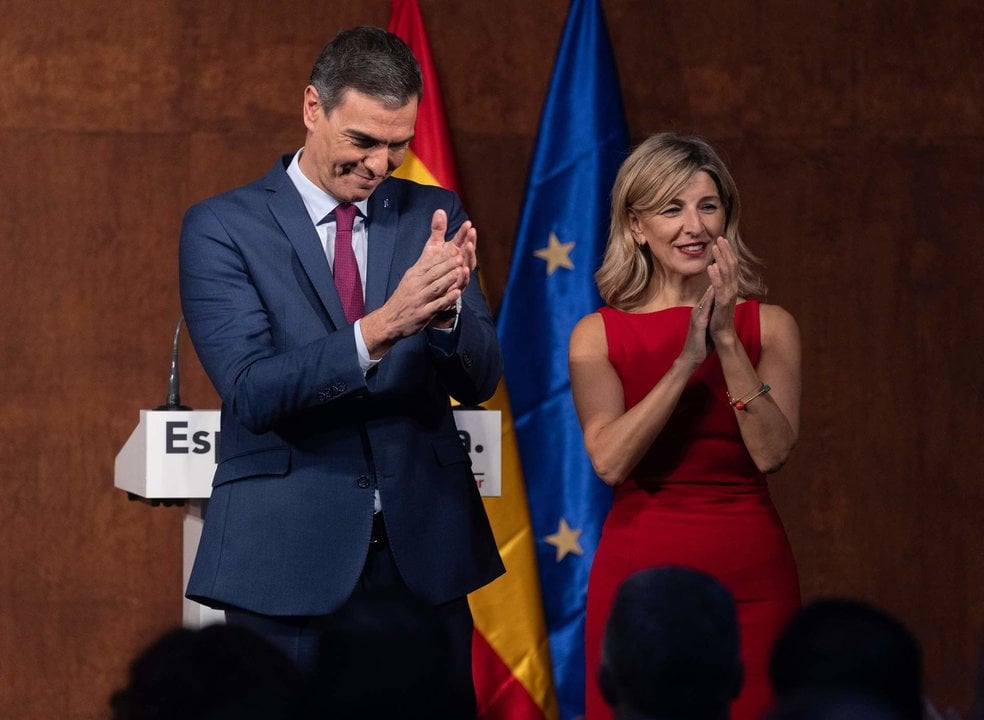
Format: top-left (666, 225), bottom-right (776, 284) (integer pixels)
top-left (365, 184), bottom-right (399, 314)
top-left (264, 161), bottom-right (348, 329)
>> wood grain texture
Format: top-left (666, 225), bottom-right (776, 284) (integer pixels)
top-left (0, 0), bottom-right (980, 716)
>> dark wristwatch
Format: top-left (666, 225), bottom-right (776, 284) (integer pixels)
top-left (433, 296), bottom-right (462, 325)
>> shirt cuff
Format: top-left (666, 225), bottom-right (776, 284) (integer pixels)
top-left (354, 320), bottom-right (380, 375)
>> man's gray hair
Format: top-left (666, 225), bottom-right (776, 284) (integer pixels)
top-left (310, 26), bottom-right (423, 113)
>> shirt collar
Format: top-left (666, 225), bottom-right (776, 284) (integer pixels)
top-left (286, 149), bottom-right (370, 225)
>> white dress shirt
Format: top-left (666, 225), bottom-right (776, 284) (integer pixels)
top-left (286, 149), bottom-right (378, 373)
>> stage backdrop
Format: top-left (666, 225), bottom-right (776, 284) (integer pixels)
top-left (0, 1), bottom-right (980, 717)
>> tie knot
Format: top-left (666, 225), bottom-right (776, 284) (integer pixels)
top-left (334, 202), bottom-right (358, 233)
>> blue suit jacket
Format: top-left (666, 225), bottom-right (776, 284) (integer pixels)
top-left (179, 155), bottom-right (505, 616)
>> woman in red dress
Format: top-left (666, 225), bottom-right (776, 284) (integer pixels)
top-left (570, 134), bottom-right (801, 720)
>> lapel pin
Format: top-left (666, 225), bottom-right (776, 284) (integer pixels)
top-left (383, 198), bottom-right (390, 208)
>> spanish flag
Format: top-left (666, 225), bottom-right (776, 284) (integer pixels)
top-left (388, 1), bottom-right (557, 718)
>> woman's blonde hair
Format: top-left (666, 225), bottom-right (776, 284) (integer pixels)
top-left (596, 133), bottom-right (766, 310)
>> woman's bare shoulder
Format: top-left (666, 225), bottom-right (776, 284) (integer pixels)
top-left (758, 302), bottom-right (800, 346)
top-left (569, 311), bottom-right (607, 355)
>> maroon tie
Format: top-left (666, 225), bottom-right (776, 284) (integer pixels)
top-left (332, 202), bottom-right (364, 323)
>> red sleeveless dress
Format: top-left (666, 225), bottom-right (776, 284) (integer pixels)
top-left (585, 301), bottom-right (799, 720)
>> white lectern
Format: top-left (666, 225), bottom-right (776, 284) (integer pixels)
top-left (115, 408), bottom-right (501, 628)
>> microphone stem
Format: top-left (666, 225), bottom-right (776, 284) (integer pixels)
top-left (155, 316), bottom-right (192, 411)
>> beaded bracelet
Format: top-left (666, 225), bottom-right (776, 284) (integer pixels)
top-left (727, 384), bottom-right (771, 411)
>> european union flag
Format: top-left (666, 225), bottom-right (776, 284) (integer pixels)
top-left (496, 0), bottom-right (629, 717)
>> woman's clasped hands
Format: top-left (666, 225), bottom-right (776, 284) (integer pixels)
top-left (680, 236), bottom-right (742, 368)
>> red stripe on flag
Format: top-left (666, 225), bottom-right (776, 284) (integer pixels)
top-left (472, 629), bottom-right (547, 720)
top-left (388, 0), bottom-right (461, 192)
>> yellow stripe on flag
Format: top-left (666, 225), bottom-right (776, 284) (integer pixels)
top-left (471, 382), bottom-right (559, 719)
top-left (392, 148), bottom-right (442, 188)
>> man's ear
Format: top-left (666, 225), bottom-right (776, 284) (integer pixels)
top-left (302, 85), bottom-right (323, 130)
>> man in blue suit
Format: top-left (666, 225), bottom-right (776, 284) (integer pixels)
top-left (178, 27), bottom-right (503, 716)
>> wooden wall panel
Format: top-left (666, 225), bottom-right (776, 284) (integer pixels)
top-left (0, 0), bottom-right (980, 716)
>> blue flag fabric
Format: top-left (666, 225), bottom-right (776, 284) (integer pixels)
top-left (497, 0), bottom-right (629, 717)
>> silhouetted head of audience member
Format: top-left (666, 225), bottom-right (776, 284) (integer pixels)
top-left (295, 587), bottom-right (454, 719)
top-left (598, 565), bottom-right (743, 720)
top-left (768, 598), bottom-right (923, 720)
top-left (110, 623), bottom-right (303, 720)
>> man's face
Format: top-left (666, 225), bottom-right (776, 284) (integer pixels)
top-left (299, 86), bottom-right (417, 202)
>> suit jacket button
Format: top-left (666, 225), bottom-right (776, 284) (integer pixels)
top-left (356, 475), bottom-right (371, 488)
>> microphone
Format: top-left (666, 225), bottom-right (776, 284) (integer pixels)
top-left (154, 316), bottom-right (193, 411)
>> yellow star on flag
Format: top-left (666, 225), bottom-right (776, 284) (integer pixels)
top-left (545, 517), bottom-right (584, 562)
top-left (533, 232), bottom-right (575, 275)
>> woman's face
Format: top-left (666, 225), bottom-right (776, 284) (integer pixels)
top-left (629, 170), bottom-right (726, 279)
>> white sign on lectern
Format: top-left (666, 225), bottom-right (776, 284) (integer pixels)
top-left (115, 410), bottom-right (220, 500)
top-left (114, 408), bottom-right (501, 499)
